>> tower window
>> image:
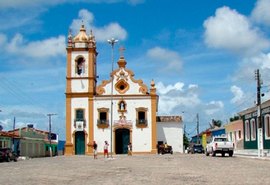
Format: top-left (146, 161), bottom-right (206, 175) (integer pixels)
top-left (76, 109), bottom-right (84, 121)
top-left (76, 57), bottom-right (85, 75)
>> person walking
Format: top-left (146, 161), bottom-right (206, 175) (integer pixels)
top-left (104, 141), bottom-right (109, 158)
top-left (92, 141), bottom-right (98, 159)
top-left (128, 142), bottom-right (132, 156)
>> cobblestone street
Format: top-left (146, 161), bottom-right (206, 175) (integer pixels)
top-left (0, 154), bottom-right (269, 185)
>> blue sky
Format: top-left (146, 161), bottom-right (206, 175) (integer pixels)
top-left (0, 0), bottom-right (270, 139)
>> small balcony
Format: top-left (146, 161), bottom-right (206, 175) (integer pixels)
top-left (136, 119), bottom-right (148, 128)
top-left (97, 119), bottom-right (109, 129)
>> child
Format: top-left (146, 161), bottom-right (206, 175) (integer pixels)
top-left (104, 141), bottom-right (109, 158)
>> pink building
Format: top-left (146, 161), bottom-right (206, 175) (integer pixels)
top-left (224, 120), bottom-right (243, 150)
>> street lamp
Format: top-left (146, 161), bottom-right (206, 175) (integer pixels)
top-left (108, 38), bottom-right (118, 158)
top-left (47, 113), bottom-right (57, 157)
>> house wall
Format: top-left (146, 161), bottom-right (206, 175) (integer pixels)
top-left (0, 136), bottom-right (12, 148)
top-left (240, 100), bottom-right (270, 150)
top-left (243, 111), bottom-right (258, 149)
top-left (157, 122), bottom-right (183, 153)
top-left (20, 139), bottom-right (45, 157)
top-left (211, 128), bottom-right (225, 137)
top-left (225, 120), bottom-right (244, 149)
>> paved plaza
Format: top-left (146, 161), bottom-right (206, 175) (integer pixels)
top-left (0, 154), bottom-right (269, 185)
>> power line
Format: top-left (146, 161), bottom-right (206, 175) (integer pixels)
top-left (0, 76), bottom-right (46, 109)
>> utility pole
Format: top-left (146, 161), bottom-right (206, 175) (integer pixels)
top-left (108, 38), bottom-right (118, 158)
top-left (47, 113), bottom-right (57, 157)
top-left (255, 69), bottom-right (262, 127)
top-left (196, 113), bottom-right (199, 144)
top-left (13, 117), bottom-right (15, 151)
top-left (255, 69), bottom-right (263, 157)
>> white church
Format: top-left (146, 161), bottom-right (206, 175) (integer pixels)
top-left (65, 24), bottom-right (183, 155)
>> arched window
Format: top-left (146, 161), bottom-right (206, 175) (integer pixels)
top-left (245, 120), bottom-right (250, 141)
top-left (265, 114), bottom-right (270, 139)
top-left (76, 57), bottom-right (85, 75)
top-left (250, 119), bottom-right (256, 141)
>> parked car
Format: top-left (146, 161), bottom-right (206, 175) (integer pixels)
top-left (205, 136), bottom-right (234, 157)
top-left (0, 148), bottom-right (18, 162)
top-left (157, 143), bottom-right (173, 155)
top-left (187, 144), bottom-right (205, 154)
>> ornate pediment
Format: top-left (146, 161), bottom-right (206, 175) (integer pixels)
top-left (96, 66), bottom-right (149, 95)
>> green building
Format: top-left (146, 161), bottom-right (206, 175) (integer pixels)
top-left (239, 100), bottom-right (270, 150)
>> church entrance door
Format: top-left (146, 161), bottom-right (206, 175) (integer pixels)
top-left (115, 129), bottom-right (130, 154)
top-left (75, 131), bottom-right (85, 155)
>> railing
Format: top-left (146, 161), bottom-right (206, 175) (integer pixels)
top-left (136, 119), bottom-right (148, 125)
top-left (97, 119), bottom-right (109, 129)
top-left (136, 119), bottom-right (148, 128)
top-left (97, 119), bottom-right (109, 125)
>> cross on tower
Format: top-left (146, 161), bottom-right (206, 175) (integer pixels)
top-left (119, 46), bottom-right (126, 57)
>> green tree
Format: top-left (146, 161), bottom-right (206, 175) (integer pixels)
top-left (183, 133), bottom-right (189, 149)
top-left (229, 115), bottom-right (240, 122)
top-left (210, 119), bottom-right (222, 128)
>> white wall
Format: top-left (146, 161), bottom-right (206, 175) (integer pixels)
top-left (94, 96), bottom-right (153, 153)
top-left (157, 122), bottom-right (183, 153)
top-left (102, 69), bottom-right (148, 96)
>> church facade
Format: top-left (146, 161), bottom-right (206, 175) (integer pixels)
top-left (65, 25), bottom-right (158, 155)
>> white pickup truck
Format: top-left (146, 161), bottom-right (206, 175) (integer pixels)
top-left (205, 136), bottom-right (234, 157)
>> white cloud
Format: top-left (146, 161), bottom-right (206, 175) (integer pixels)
top-left (156, 82), bottom-right (184, 94)
top-left (250, 52), bottom-right (270, 70)
top-left (232, 52), bottom-right (270, 83)
top-left (203, 6), bottom-right (270, 55)
top-left (205, 101), bottom-right (224, 115)
top-left (4, 33), bottom-right (66, 58)
top-left (70, 9), bottom-right (94, 33)
top-left (230, 85), bottom-right (244, 104)
top-left (251, 0), bottom-right (270, 26)
top-left (94, 23), bottom-right (128, 42)
top-left (156, 82), bottom-right (200, 114)
top-left (70, 9), bottom-right (127, 42)
top-left (0, 0), bottom-right (65, 9)
top-left (147, 47), bottom-right (182, 73)
top-left (0, 0), bottom-right (144, 9)
top-left (0, 118), bottom-right (39, 131)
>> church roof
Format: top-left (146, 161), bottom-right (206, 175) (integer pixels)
top-left (96, 54), bottom-right (154, 96)
top-left (156, 116), bottom-right (182, 122)
top-left (73, 24), bottom-right (89, 43)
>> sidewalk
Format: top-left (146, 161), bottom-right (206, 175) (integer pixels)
top-left (234, 149), bottom-right (270, 160)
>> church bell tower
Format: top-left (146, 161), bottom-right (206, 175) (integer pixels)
top-left (65, 24), bottom-right (98, 155)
